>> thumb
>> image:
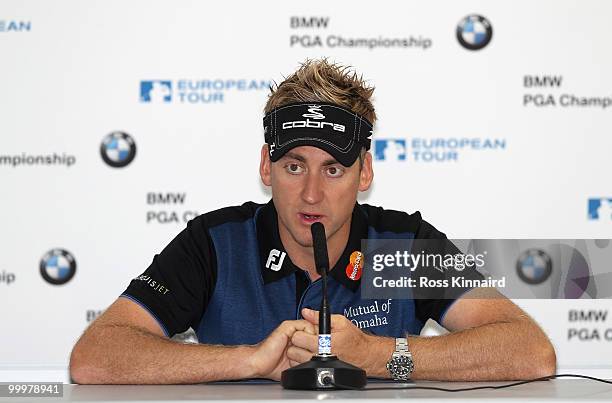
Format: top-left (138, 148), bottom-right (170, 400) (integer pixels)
top-left (302, 308), bottom-right (319, 325)
top-left (302, 309), bottom-right (349, 330)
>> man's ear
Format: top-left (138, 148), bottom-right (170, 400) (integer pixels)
top-left (260, 144), bottom-right (272, 186)
top-left (358, 151), bottom-right (374, 192)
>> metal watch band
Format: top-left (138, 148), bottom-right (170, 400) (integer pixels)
top-left (396, 337), bottom-right (409, 354)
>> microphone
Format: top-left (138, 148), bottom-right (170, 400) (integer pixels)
top-left (311, 222), bottom-right (331, 342)
top-left (311, 222), bottom-right (329, 274)
top-left (281, 222), bottom-right (367, 390)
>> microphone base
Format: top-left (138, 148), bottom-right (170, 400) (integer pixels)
top-left (281, 355), bottom-right (367, 390)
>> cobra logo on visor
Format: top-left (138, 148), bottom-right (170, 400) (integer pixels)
top-left (302, 105), bottom-right (325, 120)
top-left (281, 104), bottom-right (346, 133)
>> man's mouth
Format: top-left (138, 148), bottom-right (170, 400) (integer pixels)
top-left (298, 213), bottom-right (324, 224)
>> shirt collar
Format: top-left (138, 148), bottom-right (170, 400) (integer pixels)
top-left (256, 199), bottom-right (367, 292)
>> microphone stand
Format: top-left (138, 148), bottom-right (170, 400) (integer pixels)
top-left (281, 223), bottom-right (367, 390)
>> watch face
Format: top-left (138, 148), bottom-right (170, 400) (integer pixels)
top-left (387, 356), bottom-right (414, 379)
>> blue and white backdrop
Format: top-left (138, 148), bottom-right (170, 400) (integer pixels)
top-left (1, 0), bottom-right (611, 382)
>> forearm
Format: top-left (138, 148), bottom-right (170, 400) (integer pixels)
top-left (70, 324), bottom-right (255, 384)
top-left (362, 319), bottom-right (556, 380)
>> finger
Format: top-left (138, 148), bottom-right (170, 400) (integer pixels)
top-left (287, 346), bottom-right (314, 364)
top-left (294, 312), bottom-right (317, 334)
top-left (301, 308), bottom-right (319, 325)
top-left (291, 330), bottom-right (318, 352)
top-left (275, 319), bottom-right (318, 340)
top-left (262, 320), bottom-right (314, 354)
top-left (330, 313), bottom-right (349, 329)
top-left (302, 309), bottom-right (348, 329)
top-left (303, 322), bottom-right (317, 335)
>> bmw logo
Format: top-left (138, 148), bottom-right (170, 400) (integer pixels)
top-left (456, 14), bottom-right (493, 50)
top-left (40, 249), bottom-right (77, 285)
top-left (516, 249), bottom-right (552, 285)
top-left (100, 131), bottom-right (137, 168)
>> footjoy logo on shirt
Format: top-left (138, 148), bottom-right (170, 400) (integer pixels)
top-left (266, 249), bottom-right (287, 271)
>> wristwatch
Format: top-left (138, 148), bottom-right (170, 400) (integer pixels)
top-left (386, 337), bottom-right (414, 381)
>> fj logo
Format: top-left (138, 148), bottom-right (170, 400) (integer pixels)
top-left (266, 249), bottom-right (287, 271)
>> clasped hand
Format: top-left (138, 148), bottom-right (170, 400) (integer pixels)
top-left (248, 308), bottom-right (372, 380)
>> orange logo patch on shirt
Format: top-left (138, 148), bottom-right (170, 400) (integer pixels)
top-left (346, 251), bottom-right (363, 281)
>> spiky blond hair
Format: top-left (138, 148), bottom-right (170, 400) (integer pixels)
top-left (264, 58), bottom-right (376, 124)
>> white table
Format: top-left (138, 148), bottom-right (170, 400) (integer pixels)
top-left (2, 380), bottom-right (612, 402)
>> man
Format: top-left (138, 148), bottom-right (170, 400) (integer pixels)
top-left (70, 59), bottom-right (556, 384)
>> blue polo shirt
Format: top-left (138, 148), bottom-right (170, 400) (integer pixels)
top-left (121, 200), bottom-right (464, 343)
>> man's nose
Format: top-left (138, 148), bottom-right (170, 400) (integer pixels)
top-left (301, 171), bottom-right (324, 205)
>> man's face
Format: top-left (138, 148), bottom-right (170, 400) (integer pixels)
top-left (260, 145), bottom-right (373, 248)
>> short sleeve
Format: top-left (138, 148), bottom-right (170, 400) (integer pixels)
top-left (121, 216), bottom-right (217, 337)
top-left (413, 220), bottom-right (484, 326)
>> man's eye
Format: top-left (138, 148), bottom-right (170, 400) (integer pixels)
top-left (286, 163), bottom-right (304, 174)
top-left (326, 166), bottom-right (344, 177)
